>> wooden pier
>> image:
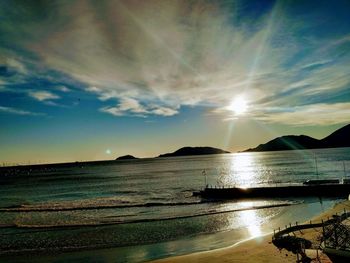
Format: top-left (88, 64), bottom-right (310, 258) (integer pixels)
top-left (197, 183), bottom-right (350, 199)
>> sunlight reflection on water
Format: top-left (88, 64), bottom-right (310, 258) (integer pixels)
top-left (224, 201), bottom-right (264, 238)
top-left (240, 209), bottom-right (262, 237)
top-left (229, 153), bottom-right (259, 187)
top-left (0, 148), bottom-right (348, 261)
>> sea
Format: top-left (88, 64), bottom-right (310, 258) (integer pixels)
top-left (0, 147), bottom-right (349, 263)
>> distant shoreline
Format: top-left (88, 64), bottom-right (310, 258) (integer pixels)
top-left (1, 146), bottom-right (349, 169)
top-left (1, 124), bottom-right (349, 167)
top-left (0, 146), bottom-right (231, 169)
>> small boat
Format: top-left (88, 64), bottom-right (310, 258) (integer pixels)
top-left (303, 179), bottom-right (339, 185)
top-left (303, 178), bottom-right (350, 185)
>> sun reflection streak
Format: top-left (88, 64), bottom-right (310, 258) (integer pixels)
top-left (225, 201), bottom-right (263, 239)
top-left (228, 153), bottom-right (258, 187)
top-left (241, 209), bottom-right (262, 238)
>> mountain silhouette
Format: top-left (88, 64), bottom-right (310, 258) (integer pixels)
top-left (244, 124), bottom-right (350, 152)
top-left (158, 146), bottom-right (230, 158)
top-left (321, 123), bottom-right (350, 148)
top-left (116, 155), bottom-right (138, 160)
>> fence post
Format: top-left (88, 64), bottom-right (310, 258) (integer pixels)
top-left (321, 219), bottom-right (325, 246)
top-left (334, 221), bottom-right (338, 248)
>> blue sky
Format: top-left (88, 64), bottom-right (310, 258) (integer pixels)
top-left (0, 0), bottom-right (350, 164)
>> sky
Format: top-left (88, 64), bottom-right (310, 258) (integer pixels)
top-left (0, 0), bottom-right (350, 165)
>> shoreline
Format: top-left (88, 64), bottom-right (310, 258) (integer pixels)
top-left (0, 199), bottom-right (346, 263)
top-left (150, 199), bottom-right (350, 263)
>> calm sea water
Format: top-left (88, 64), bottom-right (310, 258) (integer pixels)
top-left (0, 148), bottom-right (349, 262)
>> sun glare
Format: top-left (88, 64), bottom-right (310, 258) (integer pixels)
top-left (228, 97), bottom-right (248, 115)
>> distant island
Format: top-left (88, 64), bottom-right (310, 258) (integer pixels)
top-left (158, 146), bottom-right (230, 158)
top-left (244, 123), bottom-right (350, 152)
top-left (116, 155), bottom-right (138, 160)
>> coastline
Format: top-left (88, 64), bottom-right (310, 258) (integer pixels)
top-left (151, 199), bottom-right (350, 263)
top-left (0, 199), bottom-right (347, 263)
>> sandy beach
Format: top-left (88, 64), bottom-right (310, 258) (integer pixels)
top-left (151, 200), bottom-right (350, 263)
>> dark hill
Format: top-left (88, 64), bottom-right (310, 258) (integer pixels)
top-left (116, 155), bottom-right (138, 160)
top-left (244, 123), bottom-right (350, 152)
top-left (244, 135), bottom-right (320, 152)
top-left (321, 124), bottom-right (350, 148)
top-left (158, 146), bottom-right (230, 158)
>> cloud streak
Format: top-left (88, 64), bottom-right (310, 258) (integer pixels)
top-left (255, 102), bottom-right (350, 126)
top-left (100, 97), bottom-right (178, 117)
top-left (0, 105), bottom-right (44, 116)
top-left (0, 0), bottom-right (349, 124)
top-left (28, 90), bottom-right (60, 102)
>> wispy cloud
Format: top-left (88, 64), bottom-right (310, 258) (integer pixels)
top-left (101, 97), bottom-right (147, 117)
top-left (0, 105), bottom-right (44, 116)
top-left (150, 106), bottom-right (178, 117)
top-left (6, 58), bottom-right (27, 75)
top-left (300, 59), bottom-right (333, 70)
top-left (0, 1), bottom-right (349, 124)
top-left (28, 90), bottom-right (60, 102)
top-left (255, 102), bottom-right (350, 126)
top-left (56, 85), bottom-right (71, 92)
top-left (100, 97), bottom-right (178, 117)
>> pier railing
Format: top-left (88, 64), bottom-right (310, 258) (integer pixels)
top-left (272, 209), bottom-right (350, 261)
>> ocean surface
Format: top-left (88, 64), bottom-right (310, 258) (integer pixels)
top-left (0, 147), bottom-right (349, 262)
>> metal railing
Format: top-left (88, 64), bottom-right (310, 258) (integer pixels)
top-left (272, 209), bottom-right (350, 262)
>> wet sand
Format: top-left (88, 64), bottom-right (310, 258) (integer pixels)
top-left (151, 200), bottom-right (350, 263)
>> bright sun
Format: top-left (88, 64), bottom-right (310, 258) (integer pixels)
top-left (228, 96), bottom-right (248, 115)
